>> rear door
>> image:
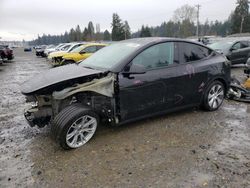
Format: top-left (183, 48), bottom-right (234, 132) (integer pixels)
top-left (119, 42), bottom-right (179, 121)
top-left (173, 42), bottom-right (213, 106)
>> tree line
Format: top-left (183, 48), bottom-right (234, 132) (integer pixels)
top-left (29, 0), bottom-right (250, 45)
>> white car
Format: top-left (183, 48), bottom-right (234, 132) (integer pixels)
top-left (44, 43), bottom-right (66, 57)
top-left (47, 43), bottom-right (85, 62)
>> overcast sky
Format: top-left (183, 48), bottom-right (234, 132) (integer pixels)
top-left (0, 0), bottom-right (236, 41)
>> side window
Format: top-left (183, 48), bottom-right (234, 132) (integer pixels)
top-left (179, 42), bottom-right (211, 63)
top-left (131, 42), bottom-right (175, 70)
top-left (82, 46), bottom-right (97, 53)
top-left (97, 45), bottom-right (105, 50)
top-left (61, 45), bottom-right (71, 51)
top-left (240, 41), bottom-right (249, 48)
top-left (232, 42), bottom-right (241, 50)
top-left (70, 44), bottom-right (81, 51)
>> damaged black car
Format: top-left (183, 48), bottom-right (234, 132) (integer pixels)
top-left (21, 38), bottom-right (231, 149)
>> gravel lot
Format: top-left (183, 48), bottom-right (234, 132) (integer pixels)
top-left (0, 48), bottom-right (250, 188)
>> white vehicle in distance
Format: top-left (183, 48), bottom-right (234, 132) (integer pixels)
top-left (44, 43), bottom-right (65, 57)
top-left (48, 43), bottom-right (86, 63)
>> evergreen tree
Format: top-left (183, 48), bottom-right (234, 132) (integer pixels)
top-left (140, 25), bottom-right (152, 37)
top-left (69, 28), bottom-right (76, 41)
top-left (82, 27), bottom-right (88, 41)
top-left (75, 25), bottom-right (82, 41)
top-left (124, 21), bottom-right (131, 39)
top-left (111, 13), bottom-right (125, 41)
top-left (103, 30), bottom-right (111, 41)
top-left (87, 21), bottom-right (95, 41)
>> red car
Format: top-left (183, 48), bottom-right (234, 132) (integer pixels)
top-left (0, 45), bottom-right (14, 60)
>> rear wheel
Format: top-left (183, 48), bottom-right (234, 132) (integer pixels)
top-left (202, 81), bottom-right (225, 111)
top-left (52, 104), bottom-right (99, 149)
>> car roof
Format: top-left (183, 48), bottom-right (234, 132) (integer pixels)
top-left (119, 37), bottom-right (205, 47)
top-left (214, 39), bottom-right (249, 43)
top-left (76, 43), bottom-right (107, 49)
top-left (85, 43), bottom-right (107, 46)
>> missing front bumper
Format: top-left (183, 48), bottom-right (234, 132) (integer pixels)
top-left (24, 106), bottom-right (52, 128)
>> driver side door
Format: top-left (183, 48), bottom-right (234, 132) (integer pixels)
top-left (118, 42), bottom-right (179, 121)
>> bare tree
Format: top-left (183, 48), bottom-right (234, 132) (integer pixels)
top-left (173, 4), bottom-right (197, 23)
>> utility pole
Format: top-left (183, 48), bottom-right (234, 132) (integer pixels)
top-left (196, 4), bottom-right (201, 39)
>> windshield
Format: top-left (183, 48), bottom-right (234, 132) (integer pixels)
top-left (61, 45), bottom-right (71, 51)
top-left (79, 42), bottom-right (141, 70)
top-left (209, 41), bottom-right (233, 50)
top-left (55, 44), bottom-right (64, 50)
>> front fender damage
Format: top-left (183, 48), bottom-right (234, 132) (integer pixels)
top-left (52, 73), bottom-right (115, 100)
top-left (24, 73), bottom-right (116, 128)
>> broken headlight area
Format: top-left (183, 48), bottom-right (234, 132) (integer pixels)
top-left (24, 95), bottom-right (53, 128)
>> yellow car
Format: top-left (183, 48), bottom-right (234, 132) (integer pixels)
top-left (48, 43), bottom-right (84, 66)
top-left (61, 43), bottom-right (107, 65)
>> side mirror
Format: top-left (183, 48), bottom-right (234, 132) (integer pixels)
top-left (123, 64), bottom-right (146, 75)
top-left (79, 50), bottom-right (86, 54)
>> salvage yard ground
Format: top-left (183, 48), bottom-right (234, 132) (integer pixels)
top-left (0, 48), bottom-right (250, 188)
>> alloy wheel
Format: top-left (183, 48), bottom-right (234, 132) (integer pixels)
top-left (208, 84), bottom-right (224, 109)
top-left (66, 115), bottom-right (97, 148)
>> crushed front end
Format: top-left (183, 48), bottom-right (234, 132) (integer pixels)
top-left (24, 95), bottom-right (53, 128)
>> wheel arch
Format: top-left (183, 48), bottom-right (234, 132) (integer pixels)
top-left (205, 76), bottom-right (229, 94)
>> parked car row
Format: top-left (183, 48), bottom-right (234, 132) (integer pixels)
top-left (0, 45), bottom-right (14, 61)
top-left (34, 42), bottom-right (107, 67)
top-left (48, 43), bottom-right (107, 66)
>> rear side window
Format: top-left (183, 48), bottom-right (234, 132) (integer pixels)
top-left (179, 42), bottom-right (212, 63)
top-left (131, 42), bottom-right (176, 70)
top-left (240, 41), bottom-right (249, 48)
top-left (97, 45), bottom-right (105, 50)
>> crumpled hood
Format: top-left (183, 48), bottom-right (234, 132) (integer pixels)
top-left (21, 64), bottom-right (103, 95)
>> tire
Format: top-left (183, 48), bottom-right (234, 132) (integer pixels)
top-left (52, 104), bottom-right (99, 150)
top-left (202, 81), bottom-right (225, 111)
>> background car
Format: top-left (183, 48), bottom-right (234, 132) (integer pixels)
top-left (21, 38), bottom-right (231, 149)
top-left (35, 45), bottom-right (47, 57)
top-left (61, 43), bottom-right (107, 65)
top-left (39, 45), bottom-right (55, 57)
top-left (0, 45), bottom-right (14, 60)
top-left (44, 44), bottom-right (64, 57)
top-left (48, 43), bottom-right (86, 66)
top-left (209, 40), bottom-right (250, 65)
top-left (24, 47), bottom-right (32, 52)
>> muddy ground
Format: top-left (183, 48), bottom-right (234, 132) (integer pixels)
top-left (0, 48), bottom-right (249, 188)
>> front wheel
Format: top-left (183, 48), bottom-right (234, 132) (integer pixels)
top-left (52, 104), bottom-right (99, 149)
top-left (202, 81), bottom-right (225, 111)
